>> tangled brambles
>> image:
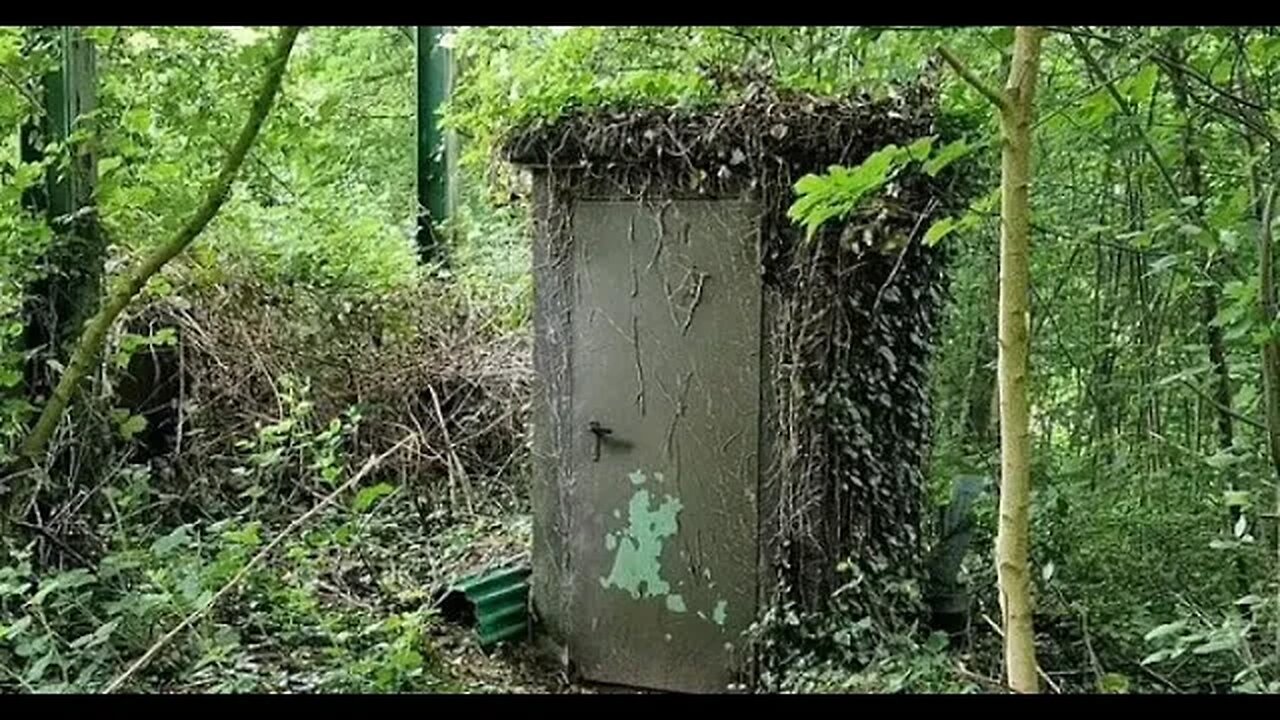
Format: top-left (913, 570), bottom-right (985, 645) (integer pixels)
top-left (126, 275), bottom-right (532, 519)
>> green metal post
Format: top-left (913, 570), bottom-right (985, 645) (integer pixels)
top-left (45, 26), bottom-right (97, 221)
top-left (19, 26), bottom-right (102, 369)
top-left (416, 26), bottom-right (453, 265)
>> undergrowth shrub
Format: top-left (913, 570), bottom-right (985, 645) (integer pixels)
top-left (0, 214), bottom-right (532, 692)
top-left (0, 379), bottom-right (460, 693)
top-left (148, 263), bottom-right (532, 517)
top-left (749, 572), bottom-right (981, 694)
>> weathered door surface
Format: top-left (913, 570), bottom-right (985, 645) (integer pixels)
top-left (568, 199), bottom-right (761, 693)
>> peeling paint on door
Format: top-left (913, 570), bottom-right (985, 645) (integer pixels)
top-left (600, 487), bottom-right (684, 599)
top-left (712, 600), bottom-right (728, 627)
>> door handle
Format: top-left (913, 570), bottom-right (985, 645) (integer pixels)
top-left (588, 421), bottom-right (612, 462)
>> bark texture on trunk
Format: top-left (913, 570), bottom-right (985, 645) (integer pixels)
top-left (994, 25), bottom-right (1044, 695)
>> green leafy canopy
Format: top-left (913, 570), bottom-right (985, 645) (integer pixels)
top-left (787, 136), bottom-right (973, 241)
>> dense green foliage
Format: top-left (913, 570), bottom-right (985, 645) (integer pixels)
top-left (1, 25), bottom-right (1278, 693)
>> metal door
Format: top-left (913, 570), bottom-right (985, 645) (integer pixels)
top-left (568, 199), bottom-right (761, 693)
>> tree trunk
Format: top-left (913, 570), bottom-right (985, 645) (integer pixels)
top-left (8, 27), bottom-right (301, 513)
top-left (1256, 182), bottom-right (1280, 679)
top-left (1164, 41), bottom-right (1238, 486)
top-left (994, 26), bottom-right (1044, 694)
top-left (964, 255), bottom-right (999, 449)
top-left (1258, 183), bottom-right (1280, 493)
top-left (938, 26), bottom-right (1045, 693)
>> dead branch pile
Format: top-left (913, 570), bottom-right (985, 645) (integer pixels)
top-left (135, 276), bottom-right (532, 516)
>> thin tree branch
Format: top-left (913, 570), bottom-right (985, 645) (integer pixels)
top-left (979, 613), bottom-right (1062, 693)
top-left (1047, 26), bottom-right (1275, 135)
top-left (1069, 34), bottom-right (1183, 204)
top-left (1031, 61), bottom-right (1148, 133)
top-left (937, 44), bottom-right (1010, 112)
top-left (101, 434), bottom-right (416, 693)
top-left (1175, 378), bottom-right (1267, 432)
top-left (15, 26), bottom-right (302, 468)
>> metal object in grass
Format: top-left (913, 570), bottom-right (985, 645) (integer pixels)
top-left (440, 563), bottom-right (531, 648)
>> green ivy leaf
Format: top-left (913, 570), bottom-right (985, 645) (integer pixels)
top-left (98, 156), bottom-right (124, 178)
top-left (29, 569), bottom-right (94, 606)
top-left (122, 107), bottom-right (153, 135)
top-left (153, 327), bottom-right (178, 346)
top-left (1078, 88), bottom-right (1119, 127)
top-left (0, 34), bottom-right (20, 66)
top-left (151, 524), bottom-right (191, 557)
top-left (68, 619), bottom-right (120, 650)
top-left (1040, 561), bottom-right (1055, 583)
top-left (222, 522), bottom-right (262, 547)
top-left (0, 616), bottom-right (33, 641)
top-left (0, 366), bottom-right (22, 389)
top-left (905, 135), bottom-right (936, 162)
top-left (989, 28), bottom-right (1015, 48)
top-left (1099, 672), bottom-right (1130, 694)
top-left (793, 173), bottom-right (827, 195)
top-left (1143, 619), bottom-right (1187, 642)
top-left (1210, 61), bottom-right (1232, 86)
top-left (923, 217), bottom-right (958, 246)
top-left (1192, 636), bottom-right (1237, 655)
top-left (354, 483), bottom-right (397, 513)
top-left (26, 649), bottom-right (55, 683)
top-left (13, 163), bottom-right (45, 193)
top-left (1140, 648), bottom-right (1172, 666)
top-left (1147, 255), bottom-right (1179, 275)
top-left (923, 139), bottom-right (971, 177)
top-left (118, 414), bottom-right (148, 441)
top-left (1123, 64), bottom-right (1158, 108)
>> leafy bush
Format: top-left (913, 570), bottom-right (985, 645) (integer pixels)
top-left (0, 386), bottom-right (457, 693)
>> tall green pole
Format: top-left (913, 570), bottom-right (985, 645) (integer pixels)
top-left (46, 26), bottom-right (98, 222)
top-left (416, 26), bottom-right (453, 265)
top-left (19, 26), bottom-right (102, 371)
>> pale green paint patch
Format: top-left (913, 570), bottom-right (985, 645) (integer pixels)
top-left (712, 600), bottom-right (728, 626)
top-left (605, 533), bottom-right (617, 551)
top-left (665, 594), bottom-right (687, 613)
top-left (600, 488), bottom-right (684, 599)
top-left (628, 469), bottom-right (647, 486)
top-left (612, 509), bottom-right (622, 519)
top-left (654, 472), bottom-right (665, 483)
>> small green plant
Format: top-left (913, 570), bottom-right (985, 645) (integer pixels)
top-left (1139, 512), bottom-right (1279, 693)
top-left (0, 513), bottom-right (265, 692)
top-left (231, 375), bottom-right (363, 499)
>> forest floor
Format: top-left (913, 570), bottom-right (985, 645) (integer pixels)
top-left (371, 506), bottom-right (581, 693)
top-left (405, 510), bottom-right (574, 693)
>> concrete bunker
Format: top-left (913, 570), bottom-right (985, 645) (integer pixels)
top-left (507, 85), bottom-right (967, 693)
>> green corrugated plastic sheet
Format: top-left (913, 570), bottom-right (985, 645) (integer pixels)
top-left (446, 564), bottom-right (530, 648)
